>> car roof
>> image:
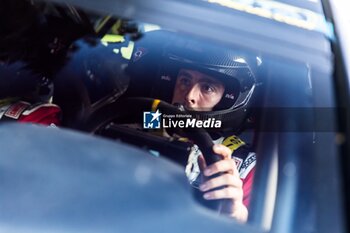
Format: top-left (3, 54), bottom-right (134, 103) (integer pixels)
top-left (44, 0), bottom-right (333, 72)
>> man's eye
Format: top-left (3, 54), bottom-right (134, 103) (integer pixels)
top-left (179, 77), bottom-right (191, 86)
top-left (202, 84), bottom-right (215, 93)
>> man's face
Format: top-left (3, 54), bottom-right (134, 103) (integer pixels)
top-left (172, 69), bottom-right (225, 111)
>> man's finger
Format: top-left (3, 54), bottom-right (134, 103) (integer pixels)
top-left (198, 154), bottom-right (207, 171)
top-left (202, 186), bottom-right (243, 201)
top-left (212, 144), bottom-right (232, 160)
top-left (199, 173), bottom-right (243, 192)
top-left (203, 159), bottom-right (238, 177)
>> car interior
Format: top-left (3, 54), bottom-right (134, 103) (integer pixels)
top-left (1, 1), bottom-right (346, 233)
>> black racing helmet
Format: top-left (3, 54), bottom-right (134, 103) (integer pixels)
top-left (127, 30), bottom-right (258, 132)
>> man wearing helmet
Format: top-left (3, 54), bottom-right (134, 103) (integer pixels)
top-left (173, 68), bottom-right (253, 222)
top-left (172, 69), bottom-right (225, 111)
top-left (127, 30), bottom-right (257, 222)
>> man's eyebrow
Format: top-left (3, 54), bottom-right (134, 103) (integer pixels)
top-left (200, 77), bottom-right (222, 85)
top-left (178, 70), bottom-right (222, 85)
top-left (178, 70), bottom-right (192, 78)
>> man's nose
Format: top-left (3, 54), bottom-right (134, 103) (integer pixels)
top-left (185, 85), bottom-right (200, 105)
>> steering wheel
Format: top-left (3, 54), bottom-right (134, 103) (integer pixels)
top-left (82, 97), bottom-right (229, 212)
top-left (82, 97), bottom-right (219, 160)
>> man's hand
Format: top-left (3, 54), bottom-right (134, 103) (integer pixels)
top-left (198, 144), bottom-right (248, 222)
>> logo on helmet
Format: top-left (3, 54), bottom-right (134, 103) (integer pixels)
top-left (225, 93), bottom-right (235, 100)
top-left (161, 75), bottom-right (172, 81)
top-left (133, 47), bottom-right (148, 62)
